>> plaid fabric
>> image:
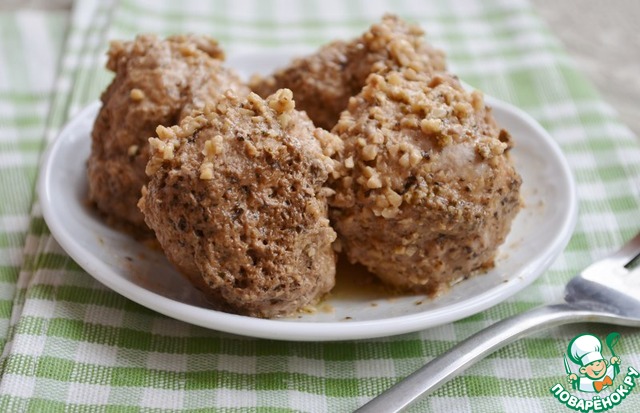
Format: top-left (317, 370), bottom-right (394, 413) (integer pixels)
top-left (1, 0), bottom-right (640, 411)
top-left (0, 9), bottom-right (68, 355)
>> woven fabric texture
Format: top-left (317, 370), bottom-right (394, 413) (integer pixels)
top-left (0, 1), bottom-right (639, 411)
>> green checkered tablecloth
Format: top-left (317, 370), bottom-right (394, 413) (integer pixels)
top-left (1, 0), bottom-right (640, 411)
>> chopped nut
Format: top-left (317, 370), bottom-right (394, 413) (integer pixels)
top-left (386, 189), bottom-right (402, 208)
top-left (247, 92), bottom-right (268, 114)
top-left (361, 166), bottom-right (375, 178)
top-left (399, 152), bottom-right (410, 168)
top-left (470, 90), bottom-right (484, 111)
top-left (389, 38), bottom-right (414, 67)
top-left (453, 102), bottom-right (470, 119)
top-left (335, 117), bottom-right (355, 132)
top-left (199, 162), bottom-right (214, 180)
top-left (387, 71), bottom-right (403, 85)
top-left (156, 125), bottom-right (176, 141)
top-left (366, 174), bottom-right (382, 189)
top-left (238, 107), bottom-right (255, 117)
top-left (179, 43), bottom-right (197, 57)
top-left (400, 115), bottom-right (419, 129)
top-left (181, 115), bottom-right (208, 137)
top-left (127, 145), bottom-right (139, 157)
top-left (436, 134), bottom-right (452, 147)
top-left (216, 102), bottom-right (229, 114)
top-left (393, 246), bottom-right (406, 255)
top-left (409, 149), bottom-right (421, 167)
top-left (403, 68), bottom-right (419, 81)
top-left (305, 200), bottom-right (320, 217)
top-left (361, 144), bottom-right (378, 161)
top-left (149, 138), bottom-right (175, 167)
top-left (267, 88), bottom-right (295, 113)
top-left (203, 135), bottom-right (224, 157)
top-left (375, 195), bottom-right (389, 209)
top-left (380, 207), bottom-right (398, 218)
top-left (477, 139), bottom-right (508, 159)
top-left (344, 156), bottom-right (355, 169)
top-left (370, 129), bottom-right (385, 144)
top-left (431, 106), bottom-right (447, 118)
top-left (314, 129), bottom-right (343, 157)
top-left (420, 118), bottom-right (442, 134)
top-left (244, 141), bottom-right (258, 157)
top-left (130, 88), bottom-right (145, 101)
top-left (278, 113), bottom-right (291, 129)
top-left (319, 187), bottom-right (336, 197)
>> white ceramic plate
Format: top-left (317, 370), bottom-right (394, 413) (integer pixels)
top-left (38, 54), bottom-right (577, 341)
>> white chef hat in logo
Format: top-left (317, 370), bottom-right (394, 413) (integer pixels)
top-left (569, 334), bottom-right (604, 366)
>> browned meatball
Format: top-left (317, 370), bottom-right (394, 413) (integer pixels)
top-left (329, 68), bottom-right (522, 295)
top-left (139, 89), bottom-right (341, 318)
top-left (88, 34), bottom-right (249, 236)
top-left (250, 14), bottom-right (445, 130)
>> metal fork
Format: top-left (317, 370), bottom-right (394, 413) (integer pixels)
top-left (357, 232), bottom-right (640, 412)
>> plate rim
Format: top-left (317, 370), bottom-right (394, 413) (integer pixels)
top-left (38, 95), bottom-right (577, 342)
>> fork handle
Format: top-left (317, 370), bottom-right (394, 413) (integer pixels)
top-left (356, 303), bottom-right (634, 413)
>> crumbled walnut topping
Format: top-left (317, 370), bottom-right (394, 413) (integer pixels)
top-left (156, 125), bottom-right (176, 141)
top-left (329, 64), bottom-right (515, 223)
top-left (179, 43), bottom-right (198, 57)
top-left (344, 156), bottom-right (355, 169)
top-left (385, 188), bottom-right (403, 208)
top-left (420, 118), bottom-right (442, 134)
top-left (477, 139), bottom-right (507, 159)
top-left (313, 128), bottom-right (344, 157)
top-left (127, 144), bottom-right (139, 157)
top-left (129, 88), bottom-right (145, 101)
top-left (180, 115), bottom-right (208, 137)
top-left (244, 141), bottom-right (258, 157)
top-left (203, 135), bottom-right (224, 157)
top-left (399, 152), bottom-right (410, 168)
top-left (366, 174), bottom-right (382, 189)
top-left (199, 162), bottom-right (214, 180)
top-left (278, 113), bottom-right (291, 129)
top-left (430, 106), bottom-right (447, 118)
top-left (361, 144), bottom-right (378, 161)
top-left (150, 138), bottom-right (173, 158)
top-left (267, 88), bottom-right (295, 114)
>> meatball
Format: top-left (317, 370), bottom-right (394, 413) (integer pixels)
top-left (329, 68), bottom-right (522, 295)
top-left (250, 14), bottom-right (445, 130)
top-left (88, 34), bottom-right (249, 236)
top-left (139, 89), bottom-right (341, 318)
